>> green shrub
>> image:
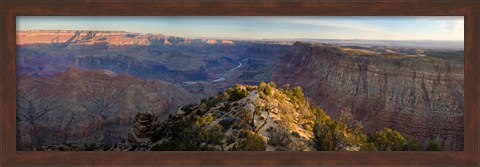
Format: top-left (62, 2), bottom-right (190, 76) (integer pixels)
top-left (236, 108), bottom-right (253, 129)
top-left (292, 86), bottom-right (304, 100)
top-left (425, 138), bottom-right (442, 151)
top-left (360, 142), bottom-right (376, 151)
top-left (238, 130), bottom-right (248, 138)
top-left (258, 81), bottom-right (267, 91)
top-left (400, 136), bottom-right (420, 151)
top-left (231, 132), bottom-right (266, 151)
top-left (369, 128), bottom-right (405, 151)
top-left (206, 97), bottom-right (222, 110)
top-left (267, 128), bottom-right (291, 147)
top-left (227, 85), bottom-right (248, 101)
top-left (267, 81), bottom-right (276, 88)
top-left (313, 120), bottom-right (340, 151)
top-left (181, 103), bottom-right (195, 114)
top-left (263, 86), bottom-right (272, 96)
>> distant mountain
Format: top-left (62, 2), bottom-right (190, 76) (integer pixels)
top-left (16, 30), bottom-right (288, 97)
top-left (17, 30), bottom-right (232, 46)
top-left (261, 38), bottom-right (464, 50)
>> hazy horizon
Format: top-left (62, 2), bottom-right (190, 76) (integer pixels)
top-left (16, 29), bottom-right (466, 42)
top-left (17, 16), bottom-right (464, 41)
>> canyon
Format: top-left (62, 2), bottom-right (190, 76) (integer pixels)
top-left (16, 67), bottom-right (196, 150)
top-left (16, 30), bottom-right (464, 151)
top-left (273, 42), bottom-right (464, 150)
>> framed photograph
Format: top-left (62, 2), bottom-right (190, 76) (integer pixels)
top-left (1, 0), bottom-right (479, 166)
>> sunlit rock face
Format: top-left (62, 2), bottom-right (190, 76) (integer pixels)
top-left (16, 30), bottom-right (290, 151)
top-left (273, 42), bottom-right (464, 151)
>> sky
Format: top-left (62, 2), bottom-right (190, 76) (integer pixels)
top-left (17, 16), bottom-right (464, 41)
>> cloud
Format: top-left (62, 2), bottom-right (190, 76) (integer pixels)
top-left (265, 17), bottom-right (465, 40)
top-left (438, 19), bottom-right (464, 33)
top-left (271, 18), bottom-right (393, 35)
top-left (454, 20), bottom-right (464, 33)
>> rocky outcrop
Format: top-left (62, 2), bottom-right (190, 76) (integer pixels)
top-left (273, 42), bottom-right (464, 150)
top-left (131, 112), bottom-right (158, 138)
top-left (153, 84), bottom-right (317, 151)
top-left (17, 30), bottom-right (237, 46)
top-left (221, 40), bottom-right (234, 45)
top-left (17, 30), bottom-right (153, 46)
top-left (205, 39), bottom-right (217, 44)
top-left (125, 112), bottom-right (158, 151)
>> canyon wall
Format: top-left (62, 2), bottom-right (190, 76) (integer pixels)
top-left (16, 30), bottom-right (237, 46)
top-left (273, 42), bottom-right (464, 150)
top-left (16, 68), bottom-right (197, 150)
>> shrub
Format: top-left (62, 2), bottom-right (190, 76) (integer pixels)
top-left (360, 142), bottom-right (376, 151)
top-left (227, 85), bottom-right (248, 102)
top-left (231, 132), bottom-right (266, 151)
top-left (181, 103), bottom-right (195, 114)
top-left (267, 81), bottom-right (276, 88)
top-left (267, 128), bottom-right (292, 148)
top-left (263, 86), bottom-right (272, 96)
top-left (369, 128), bottom-right (406, 151)
top-left (400, 136), bottom-right (420, 151)
top-left (238, 130), bottom-right (248, 138)
top-left (206, 97), bottom-right (222, 110)
top-left (338, 108), bottom-right (363, 133)
top-left (150, 140), bottom-right (194, 151)
top-left (258, 81), bottom-right (267, 91)
top-left (236, 108), bottom-right (252, 129)
top-left (425, 138), bottom-right (442, 151)
top-left (313, 120), bottom-right (339, 151)
top-left (292, 86), bottom-right (304, 100)
top-left (205, 124), bottom-right (225, 145)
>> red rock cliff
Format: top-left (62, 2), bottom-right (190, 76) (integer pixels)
top-left (273, 42), bottom-right (464, 150)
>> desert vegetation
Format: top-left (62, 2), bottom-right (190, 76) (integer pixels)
top-left (148, 82), bottom-right (443, 151)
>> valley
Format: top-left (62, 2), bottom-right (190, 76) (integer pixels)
top-left (16, 30), bottom-right (464, 151)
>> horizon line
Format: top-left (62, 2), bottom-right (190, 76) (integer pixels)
top-left (17, 29), bottom-right (464, 42)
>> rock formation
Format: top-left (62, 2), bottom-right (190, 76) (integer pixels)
top-left (126, 112), bottom-right (158, 151)
top-left (272, 42), bottom-right (464, 150)
top-left (205, 39), bottom-right (217, 44)
top-left (221, 40), bottom-right (234, 45)
top-left (152, 84), bottom-right (317, 151)
top-left (16, 68), bottom-right (196, 150)
top-left (17, 30), bottom-right (151, 45)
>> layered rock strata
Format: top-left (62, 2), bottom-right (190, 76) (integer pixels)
top-left (273, 42), bottom-right (464, 150)
top-left (126, 112), bottom-right (158, 151)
